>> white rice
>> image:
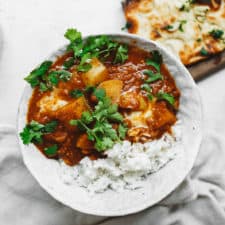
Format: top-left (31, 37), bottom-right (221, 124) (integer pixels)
top-left (59, 122), bottom-right (182, 193)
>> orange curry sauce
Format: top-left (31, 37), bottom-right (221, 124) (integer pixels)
top-left (27, 46), bottom-right (180, 166)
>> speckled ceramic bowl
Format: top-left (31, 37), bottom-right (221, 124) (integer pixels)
top-left (17, 33), bottom-right (202, 216)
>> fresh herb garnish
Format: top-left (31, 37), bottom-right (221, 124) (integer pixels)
top-left (146, 51), bottom-right (162, 72)
top-left (70, 89), bottom-right (84, 98)
top-left (64, 28), bottom-right (129, 72)
top-left (179, 0), bottom-right (195, 12)
top-left (70, 89), bottom-right (127, 151)
top-left (44, 144), bottom-right (58, 156)
top-left (121, 21), bottom-right (132, 31)
top-left (178, 20), bottom-right (187, 32)
top-left (157, 92), bottom-right (175, 105)
top-left (141, 83), bottom-right (154, 100)
top-left (164, 25), bottom-right (174, 31)
top-left (141, 83), bottom-right (152, 92)
top-left (24, 61), bottom-right (52, 88)
top-left (200, 47), bottom-right (209, 56)
top-left (20, 120), bottom-right (58, 145)
top-left (144, 70), bottom-right (163, 83)
top-left (63, 57), bottom-right (75, 69)
top-left (25, 62), bottom-right (72, 91)
top-left (209, 29), bottom-right (224, 40)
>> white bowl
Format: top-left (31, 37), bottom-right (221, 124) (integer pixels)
top-left (17, 33), bottom-right (202, 216)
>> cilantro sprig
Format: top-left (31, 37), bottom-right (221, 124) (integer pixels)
top-left (209, 29), bottom-right (224, 40)
top-left (24, 61), bottom-right (72, 92)
top-left (157, 92), bottom-right (175, 105)
top-left (64, 28), bottom-right (128, 72)
top-left (20, 120), bottom-right (58, 145)
top-left (70, 89), bottom-right (127, 151)
top-left (44, 144), bottom-right (58, 156)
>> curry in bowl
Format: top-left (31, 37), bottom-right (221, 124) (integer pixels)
top-left (20, 29), bottom-right (180, 168)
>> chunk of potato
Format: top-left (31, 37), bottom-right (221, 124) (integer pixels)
top-left (81, 58), bottom-right (108, 86)
top-left (149, 102), bottom-right (176, 130)
top-left (119, 91), bottom-right (148, 110)
top-left (98, 80), bottom-right (123, 103)
top-left (54, 96), bottom-right (90, 130)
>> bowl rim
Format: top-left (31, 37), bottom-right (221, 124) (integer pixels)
top-left (16, 32), bottom-right (203, 216)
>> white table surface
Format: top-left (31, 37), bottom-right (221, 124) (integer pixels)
top-left (1, 0), bottom-right (225, 224)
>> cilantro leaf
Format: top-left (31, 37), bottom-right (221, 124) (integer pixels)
top-left (178, 20), bottom-right (187, 32)
top-left (44, 144), bottom-right (58, 156)
top-left (141, 83), bottom-right (152, 92)
top-left (70, 89), bottom-right (83, 98)
top-left (44, 120), bottom-right (58, 133)
top-left (64, 29), bottom-right (128, 72)
top-left (64, 28), bottom-right (82, 43)
top-left (157, 92), bottom-right (175, 105)
top-left (146, 51), bottom-right (162, 72)
top-left (114, 45), bottom-right (128, 64)
top-left (209, 29), bottom-right (224, 40)
top-left (164, 25), bottom-right (174, 31)
top-left (24, 61), bottom-right (52, 87)
top-left (200, 47), bottom-right (209, 56)
top-left (20, 120), bottom-right (58, 145)
top-left (93, 88), bottom-right (106, 100)
top-left (118, 124), bottom-right (128, 139)
top-left (81, 111), bottom-right (93, 124)
top-left (69, 94), bottom-right (126, 152)
top-left (144, 70), bottom-right (163, 83)
top-left (63, 57), bottom-right (74, 69)
top-left (121, 22), bottom-right (132, 31)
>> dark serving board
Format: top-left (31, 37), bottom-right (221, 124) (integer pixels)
top-left (187, 50), bottom-right (225, 81)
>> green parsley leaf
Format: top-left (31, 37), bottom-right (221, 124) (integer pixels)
top-left (141, 83), bottom-right (152, 92)
top-left (44, 120), bottom-right (58, 133)
top-left (63, 57), bottom-right (74, 69)
top-left (200, 47), bottom-right (209, 56)
top-left (209, 29), bottom-right (224, 40)
top-left (24, 61), bottom-right (52, 87)
top-left (69, 94), bottom-right (126, 152)
top-left (64, 28), bottom-right (82, 43)
top-left (81, 111), bottom-right (93, 124)
top-left (44, 144), bottom-right (58, 156)
top-left (178, 20), bottom-right (187, 32)
top-left (121, 21), bottom-right (132, 31)
top-left (144, 70), bottom-right (163, 83)
top-left (114, 45), bottom-right (128, 64)
top-left (118, 124), bottom-right (128, 139)
top-left (64, 29), bottom-right (128, 72)
top-left (20, 120), bottom-right (58, 145)
top-left (146, 51), bottom-right (162, 72)
top-left (147, 93), bottom-right (154, 101)
top-left (77, 63), bottom-right (92, 72)
top-left (164, 25), bottom-right (174, 31)
top-left (70, 89), bottom-right (83, 98)
top-left (108, 112), bottom-right (123, 122)
top-left (93, 88), bottom-right (106, 100)
top-left (179, 0), bottom-right (195, 12)
top-left (84, 85), bottom-right (96, 93)
top-left (157, 92), bottom-right (175, 105)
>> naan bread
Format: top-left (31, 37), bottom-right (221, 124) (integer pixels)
top-left (123, 0), bottom-right (225, 65)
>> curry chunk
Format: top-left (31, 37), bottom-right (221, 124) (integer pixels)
top-left (54, 96), bottom-right (90, 129)
top-left (98, 79), bottom-right (123, 103)
top-left (148, 102), bottom-right (176, 130)
top-left (81, 58), bottom-right (108, 86)
top-left (119, 91), bottom-right (148, 110)
top-left (76, 134), bottom-right (94, 150)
